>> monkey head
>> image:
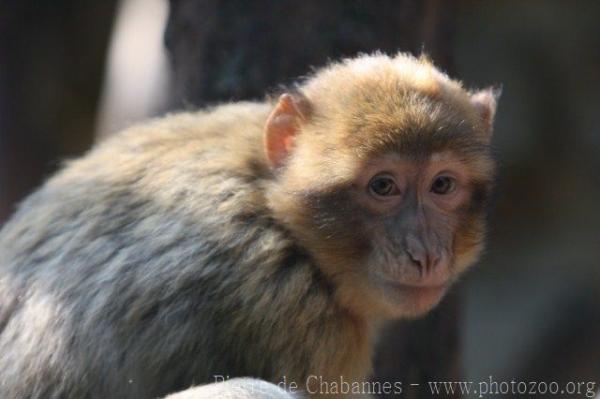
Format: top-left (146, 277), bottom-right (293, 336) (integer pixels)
top-left (265, 54), bottom-right (499, 319)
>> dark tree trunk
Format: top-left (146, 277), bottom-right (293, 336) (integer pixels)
top-left (165, 1), bottom-right (460, 397)
top-left (165, 0), bottom-right (456, 107)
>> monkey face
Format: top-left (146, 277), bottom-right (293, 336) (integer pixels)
top-left (264, 54), bottom-right (498, 319)
top-left (351, 151), bottom-right (492, 318)
top-left (267, 146), bottom-right (493, 319)
top-left (267, 110), bottom-right (495, 319)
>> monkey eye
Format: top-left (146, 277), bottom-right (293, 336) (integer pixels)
top-left (431, 175), bottom-right (456, 195)
top-left (368, 174), bottom-right (400, 198)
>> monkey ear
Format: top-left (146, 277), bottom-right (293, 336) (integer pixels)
top-left (470, 86), bottom-right (502, 136)
top-left (264, 93), bottom-right (310, 168)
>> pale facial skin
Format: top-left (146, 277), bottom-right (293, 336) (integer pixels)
top-left (353, 152), bottom-right (481, 316)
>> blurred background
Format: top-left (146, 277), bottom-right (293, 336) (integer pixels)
top-left (0, 0), bottom-right (598, 397)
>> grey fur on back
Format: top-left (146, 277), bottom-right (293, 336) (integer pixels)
top-left (0, 104), bottom-right (336, 398)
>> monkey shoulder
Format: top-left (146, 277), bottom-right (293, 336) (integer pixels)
top-left (0, 100), bottom-right (340, 397)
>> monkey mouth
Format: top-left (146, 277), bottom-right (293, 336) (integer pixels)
top-left (396, 283), bottom-right (447, 299)
top-left (374, 268), bottom-right (452, 290)
top-left (392, 278), bottom-right (447, 287)
top-left (377, 277), bottom-right (450, 305)
top-left (385, 281), bottom-right (448, 295)
top-left (382, 281), bottom-right (449, 313)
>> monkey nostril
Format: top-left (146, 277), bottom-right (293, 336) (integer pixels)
top-left (430, 253), bottom-right (441, 268)
top-left (407, 248), bottom-right (441, 273)
top-left (405, 236), bottom-right (439, 272)
top-left (407, 248), bottom-right (426, 270)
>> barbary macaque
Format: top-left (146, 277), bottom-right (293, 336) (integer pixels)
top-left (0, 53), bottom-right (499, 398)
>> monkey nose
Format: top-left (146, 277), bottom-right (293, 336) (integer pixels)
top-left (405, 238), bottom-right (441, 272)
top-left (407, 249), bottom-right (440, 272)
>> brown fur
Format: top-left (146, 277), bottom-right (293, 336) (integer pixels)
top-left (0, 53), bottom-right (498, 398)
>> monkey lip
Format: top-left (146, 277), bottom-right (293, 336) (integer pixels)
top-left (394, 281), bottom-right (447, 288)
top-left (382, 281), bottom-right (449, 310)
top-left (377, 273), bottom-right (451, 289)
top-left (378, 277), bottom-right (449, 297)
top-left (387, 281), bottom-right (447, 294)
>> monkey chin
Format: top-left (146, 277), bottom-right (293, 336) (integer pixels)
top-left (378, 281), bottom-right (450, 319)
